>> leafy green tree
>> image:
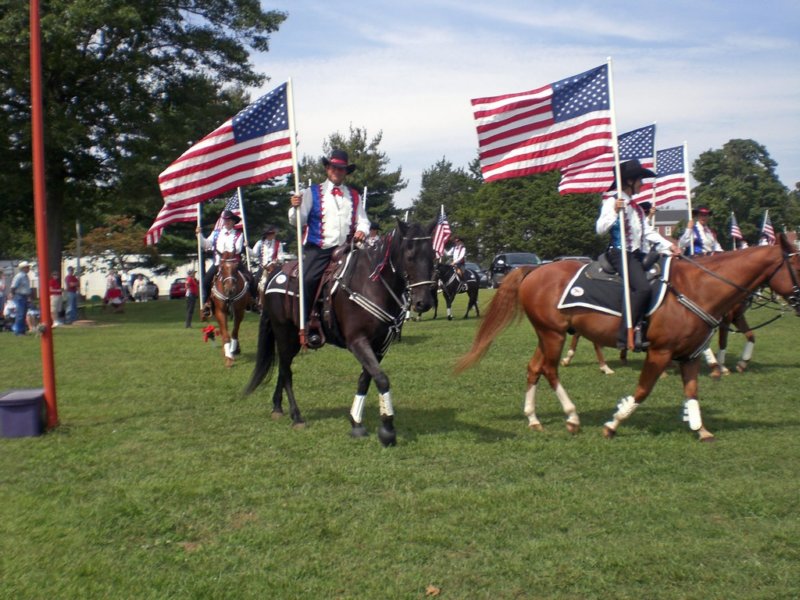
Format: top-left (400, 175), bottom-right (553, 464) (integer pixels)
top-left (0, 0), bottom-right (287, 274)
top-left (409, 157), bottom-right (480, 225)
top-left (692, 139), bottom-right (792, 247)
top-left (297, 126), bottom-right (405, 229)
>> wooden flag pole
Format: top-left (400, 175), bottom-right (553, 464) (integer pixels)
top-left (683, 142), bottom-right (695, 256)
top-left (196, 203), bottom-right (206, 306)
top-left (606, 57), bottom-right (634, 350)
top-left (236, 187), bottom-right (252, 267)
top-left (286, 78), bottom-right (306, 345)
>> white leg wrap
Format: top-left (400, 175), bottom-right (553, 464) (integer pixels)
top-left (446, 307), bottom-right (452, 318)
top-left (741, 340), bottom-right (754, 362)
top-left (224, 342), bottom-right (233, 359)
top-left (702, 347), bottom-right (717, 366)
top-left (599, 364), bottom-right (615, 375)
top-left (683, 399), bottom-right (703, 431)
top-left (555, 384), bottom-right (579, 425)
top-left (604, 395), bottom-right (637, 431)
top-left (717, 348), bottom-right (727, 366)
top-left (379, 391), bottom-right (394, 417)
top-left (523, 384), bottom-right (539, 426)
top-left (231, 338), bottom-right (238, 353)
top-left (350, 394), bottom-right (366, 424)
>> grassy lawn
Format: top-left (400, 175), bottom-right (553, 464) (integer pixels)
top-left (1, 294), bottom-right (799, 599)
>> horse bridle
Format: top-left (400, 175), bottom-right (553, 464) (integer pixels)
top-left (404, 235), bottom-right (437, 290)
top-left (211, 257), bottom-right (248, 303)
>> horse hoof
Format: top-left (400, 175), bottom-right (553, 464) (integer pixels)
top-left (735, 362), bottom-right (746, 373)
top-left (698, 432), bottom-right (716, 442)
top-left (225, 359), bottom-right (234, 368)
top-left (377, 425), bottom-right (397, 447)
top-left (528, 422), bottom-right (544, 432)
top-left (603, 426), bottom-right (616, 439)
top-left (292, 421), bottom-right (306, 430)
top-left (560, 359), bottom-right (569, 367)
top-left (447, 315), bottom-right (453, 321)
top-left (350, 424), bottom-right (369, 438)
top-left (271, 410), bottom-right (284, 420)
top-left (710, 370), bottom-right (721, 380)
top-left (565, 421), bottom-right (580, 435)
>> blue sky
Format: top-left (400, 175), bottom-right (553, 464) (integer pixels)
top-left (253, 0), bottom-right (800, 208)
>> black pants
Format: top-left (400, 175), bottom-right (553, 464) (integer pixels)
top-left (185, 294), bottom-right (196, 327)
top-left (606, 248), bottom-right (651, 343)
top-left (302, 244), bottom-right (334, 320)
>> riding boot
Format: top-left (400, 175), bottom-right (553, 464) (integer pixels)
top-left (201, 300), bottom-right (212, 320)
top-left (633, 322), bottom-right (650, 352)
top-left (306, 303), bottom-right (324, 349)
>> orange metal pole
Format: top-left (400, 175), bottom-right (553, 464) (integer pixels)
top-left (30, 0), bottom-right (59, 429)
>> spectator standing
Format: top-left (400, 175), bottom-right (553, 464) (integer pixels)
top-left (185, 270), bottom-right (199, 328)
top-left (0, 269), bottom-right (6, 316)
top-left (64, 266), bottom-right (80, 323)
top-left (132, 274), bottom-right (148, 302)
top-left (48, 271), bottom-right (64, 327)
top-left (10, 261), bottom-right (33, 335)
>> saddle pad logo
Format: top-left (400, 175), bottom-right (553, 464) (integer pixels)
top-left (569, 286), bottom-right (585, 297)
top-left (275, 273), bottom-right (287, 285)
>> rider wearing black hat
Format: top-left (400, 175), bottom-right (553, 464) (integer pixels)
top-left (596, 160), bottom-right (680, 351)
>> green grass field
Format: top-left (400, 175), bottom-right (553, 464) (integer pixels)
top-left (1, 294), bottom-right (799, 599)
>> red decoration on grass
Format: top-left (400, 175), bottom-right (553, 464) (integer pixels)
top-left (202, 325), bottom-right (218, 343)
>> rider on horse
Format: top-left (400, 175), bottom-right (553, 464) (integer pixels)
top-left (679, 205), bottom-right (723, 256)
top-left (596, 159), bottom-right (680, 351)
top-left (252, 224), bottom-right (285, 296)
top-left (445, 236), bottom-right (467, 284)
top-left (198, 209), bottom-right (257, 318)
top-left (289, 149), bottom-right (370, 348)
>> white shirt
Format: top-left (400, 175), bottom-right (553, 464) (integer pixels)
top-left (289, 180), bottom-right (370, 249)
top-left (596, 192), bottom-right (673, 253)
top-left (200, 226), bottom-right (244, 265)
top-left (679, 222), bottom-right (723, 254)
top-left (252, 238), bottom-right (284, 267)
top-left (448, 243), bottom-right (466, 264)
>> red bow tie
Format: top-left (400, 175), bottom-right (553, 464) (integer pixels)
top-left (331, 186), bottom-right (343, 197)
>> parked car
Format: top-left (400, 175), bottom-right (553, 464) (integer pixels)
top-left (464, 262), bottom-right (490, 288)
top-left (490, 252), bottom-right (542, 287)
top-left (127, 274), bottom-right (159, 301)
top-left (169, 278), bottom-right (187, 299)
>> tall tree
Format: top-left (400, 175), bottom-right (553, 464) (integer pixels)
top-left (409, 157), bottom-right (480, 224)
top-left (0, 0), bottom-right (287, 274)
top-left (692, 139), bottom-right (792, 247)
top-left (298, 126), bottom-right (406, 229)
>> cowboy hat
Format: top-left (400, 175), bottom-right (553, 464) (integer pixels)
top-left (263, 224), bottom-right (277, 235)
top-left (607, 159), bottom-right (657, 191)
top-left (322, 149), bottom-right (356, 174)
top-left (18, 261), bottom-right (31, 269)
top-left (220, 209), bottom-right (241, 222)
top-left (369, 222), bottom-right (380, 231)
top-left (692, 205), bottom-right (713, 216)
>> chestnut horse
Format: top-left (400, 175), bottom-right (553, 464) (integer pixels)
top-left (244, 221), bottom-right (437, 447)
top-left (457, 235), bottom-right (800, 441)
top-left (209, 252), bottom-right (251, 368)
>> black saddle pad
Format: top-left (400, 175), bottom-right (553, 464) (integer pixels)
top-left (557, 256), bottom-right (673, 317)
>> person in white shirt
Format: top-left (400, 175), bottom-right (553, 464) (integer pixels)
top-left (289, 149), bottom-right (369, 347)
top-left (197, 209), bottom-right (256, 316)
top-left (596, 159), bottom-right (680, 351)
top-left (252, 224), bottom-right (284, 282)
top-left (679, 206), bottom-right (723, 255)
top-left (446, 236), bottom-right (467, 279)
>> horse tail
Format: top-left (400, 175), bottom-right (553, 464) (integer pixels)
top-left (455, 266), bottom-right (532, 373)
top-left (243, 309), bottom-right (276, 395)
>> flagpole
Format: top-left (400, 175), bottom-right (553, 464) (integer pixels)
top-left (762, 209), bottom-right (769, 244)
top-left (286, 78), bottom-right (306, 343)
top-left (648, 121), bottom-right (657, 228)
top-left (683, 142), bottom-right (695, 256)
top-left (196, 203), bottom-right (206, 306)
top-left (730, 212), bottom-right (736, 251)
top-left (236, 187), bottom-right (252, 267)
top-left (606, 57), bottom-right (634, 349)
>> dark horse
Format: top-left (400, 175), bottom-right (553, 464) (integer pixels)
top-left (244, 220), bottom-right (437, 446)
top-left (433, 263), bottom-right (480, 320)
top-left (456, 236), bottom-right (800, 441)
top-left (210, 251), bottom-right (251, 368)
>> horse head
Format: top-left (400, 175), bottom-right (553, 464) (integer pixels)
top-left (217, 251), bottom-right (243, 300)
top-left (394, 219), bottom-right (437, 314)
top-left (766, 234), bottom-right (800, 315)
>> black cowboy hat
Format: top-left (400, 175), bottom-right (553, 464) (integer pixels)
top-left (322, 149), bottom-right (356, 174)
top-left (263, 224), bottom-right (277, 235)
top-left (692, 205), bottom-right (713, 216)
top-left (220, 209), bottom-right (241, 222)
top-left (607, 159), bottom-right (657, 191)
top-left (639, 201), bottom-right (653, 213)
top-left (369, 222), bottom-right (380, 231)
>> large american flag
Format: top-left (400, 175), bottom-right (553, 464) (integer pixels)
top-left (653, 145), bottom-right (688, 207)
top-left (560, 124), bottom-right (655, 196)
top-left (761, 210), bottom-right (776, 244)
top-left (146, 82), bottom-right (292, 245)
top-left (730, 212), bottom-right (743, 241)
top-left (432, 208), bottom-right (451, 258)
top-left (471, 64), bottom-right (613, 182)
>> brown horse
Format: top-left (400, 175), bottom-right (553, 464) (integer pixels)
top-left (210, 251), bottom-right (251, 368)
top-left (456, 235), bottom-right (800, 441)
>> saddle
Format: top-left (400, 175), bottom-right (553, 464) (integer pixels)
top-left (558, 253), bottom-right (673, 318)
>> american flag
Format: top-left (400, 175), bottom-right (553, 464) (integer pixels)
top-left (144, 203), bottom-right (200, 246)
top-left (471, 64), bottom-right (613, 182)
top-left (432, 207), bottom-right (451, 258)
top-left (213, 194), bottom-right (243, 230)
top-left (560, 124), bottom-right (655, 196)
top-left (761, 210), bottom-right (776, 244)
top-left (653, 145), bottom-right (688, 207)
top-left (147, 82), bottom-right (292, 244)
top-left (730, 212), bottom-right (742, 241)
